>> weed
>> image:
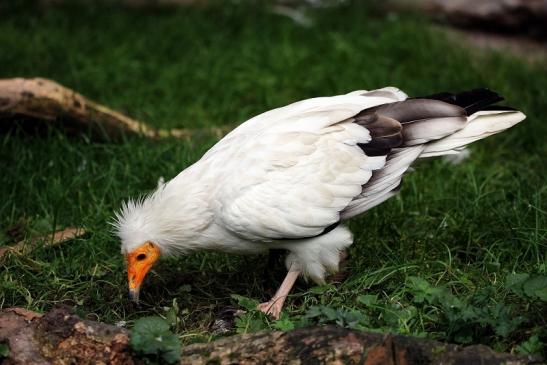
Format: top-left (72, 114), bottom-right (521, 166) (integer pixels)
top-left (130, 316), bottom-right (181, 364)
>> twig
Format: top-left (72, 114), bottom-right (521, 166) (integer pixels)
top-left (0, 227), bottom-right (87, 262)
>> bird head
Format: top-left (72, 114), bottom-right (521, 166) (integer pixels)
top-left (125, 240), bottom-right (161, 302)
top-left (113, 197), bottom-right (168, 303)
top-left (113, 181), bottom-right (213, 303)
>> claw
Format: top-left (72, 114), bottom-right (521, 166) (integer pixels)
top-left (257, 300), bottom-right (283, 319)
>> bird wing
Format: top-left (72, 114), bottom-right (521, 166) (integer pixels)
top-left (208, 88), bottom-right (406, 241)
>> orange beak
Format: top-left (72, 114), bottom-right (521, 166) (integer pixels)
top-left (125, 241), bottom-right (161, 303)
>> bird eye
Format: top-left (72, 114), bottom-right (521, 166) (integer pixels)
top-left (136, 253), bottom-right (147, 261)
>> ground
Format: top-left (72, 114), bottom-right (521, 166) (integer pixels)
top-left (0, 1), bottom-right (545, 358)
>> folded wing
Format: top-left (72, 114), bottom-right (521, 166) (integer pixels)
top-left (212, 88), bottom-right (405, 240)
top-left (211, 87), bottom-right (524, 241)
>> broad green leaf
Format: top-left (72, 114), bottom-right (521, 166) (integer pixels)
top-left (158, 333), bottom-right (181, 364)
top-left (523, 275), bottom-right (547, 301)
top-left (231, 294), bottom-right (259, 311)
top-left (407, 276), bottom-right (444, 304)
top-left (164, 307), bottom-right (178, 328)
top-left (164, 298), bottom-right (180, 327)
top-left (273, 317), bottom-right (295, 331)
top-left (0, 343), bottom-right (9, 358)
top-left (358, 294), bottom-right (378, 307)
top-left (234, 314), bottom-right (267, 334)
top-left (304, 306), bottom-right (323, 319)
top-left (516, 335), bottom-right (543, 355)
top-left (307, 284), bottom-right (335, 294)
top-left (321, 306), bottom-right (338, 321)
top-left (407, 276), bottom-right (431, 291)
top-left (130, 316), bottom-right (180, 364)
top-left (505, 273), bottom-right (529, 297)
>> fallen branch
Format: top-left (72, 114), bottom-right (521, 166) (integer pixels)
top-left (0, 306), bottom-right (131, 365)
top-left (0, 77), bottom-right (232, 140)
top-left (180, 326), bottom-right (543, 365)
top-left (0, 306), bottom-right (542, 365)
top-left (0, 227), bottom-right (87, 262)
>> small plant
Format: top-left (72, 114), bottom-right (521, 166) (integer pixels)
top-left (130, 316), bottom-right (181, 364)
top-left (231, 294), bottom-right (309, 333)
top-left (231, 294), bottom-right (270, 334)
top-left (405, 275), bottom-right (530, 344)
top-left (0, 342), bottom-right (9, 359)
top-left (230, 274), bottom-right (546, 355)
top-left (516, 334), bottom-right (543, 356)
top-left (505, 273), bottom-right (547, 302)
top-left (304, 305), bottom-right (369, 331)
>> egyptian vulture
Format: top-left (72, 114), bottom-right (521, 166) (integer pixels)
top-left (115, 87), bottom-right (525, 318)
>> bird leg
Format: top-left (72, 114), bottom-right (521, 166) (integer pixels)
top-left (257, 269), bottom-right (300, 319)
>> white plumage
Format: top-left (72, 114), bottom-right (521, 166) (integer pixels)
top-left (115, 87), bottom-right (525, 318)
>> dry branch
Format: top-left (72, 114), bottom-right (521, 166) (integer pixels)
top-left (0, 78), bottom-right (231, 140)
top-left (0, 227), bottom-right (87, 262)
top-left (0, 306), bottom-right (542, 365)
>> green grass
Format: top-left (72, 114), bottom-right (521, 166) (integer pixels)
top-left (1, 1), bottom-right (546, 357)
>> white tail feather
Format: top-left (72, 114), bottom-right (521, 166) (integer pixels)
top-left (420, 110), bottom-right (525, 158)
top-left (341, 108), bottom-right (525, 219)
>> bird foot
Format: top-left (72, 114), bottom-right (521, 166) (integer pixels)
top-left (257, 269), bottom-right (299, 320)
top-left (257, 300), bottom-right (283, 319)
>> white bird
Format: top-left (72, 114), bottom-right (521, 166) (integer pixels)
top-left (115, 87), bottom-right (525, 319)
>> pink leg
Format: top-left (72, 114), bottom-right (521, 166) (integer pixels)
top-left (257, 270), bottom-right (300, 319)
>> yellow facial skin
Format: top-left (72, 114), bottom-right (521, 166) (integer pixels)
top-left (125, 241), bottom-right (161, 302)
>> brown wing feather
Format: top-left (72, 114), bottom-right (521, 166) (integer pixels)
top-left (354, 112), bottom-right (403, 156)
top-left (344, 89), bottom-right (509, 219)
